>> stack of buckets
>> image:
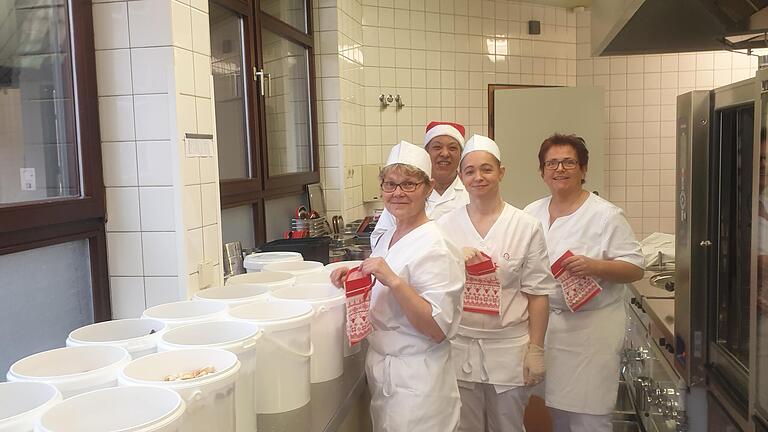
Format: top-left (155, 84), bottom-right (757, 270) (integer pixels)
top-left (1, 252), bottom-right (360, 432)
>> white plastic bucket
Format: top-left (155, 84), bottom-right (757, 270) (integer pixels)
top-left (262, 261), bottom-right (324, 276)
top-left (323, 260), bottom-right (363, 274)
top-left (270, 284), bottom-right (345, 383)
top-left (157, 322), bottom-right (261, 432)
top-left (228, 301), bottom-right (314, 413)
top-left (120, 349), bottom-right (240, 432)
top-left (7, 346), bottom-right (130, 399)
top-left (293, 272), bottom-right (333, 286)
top-left (243, 252), bottom-right (302, 272)
top-left (193, 285), bottom-right (272, 309)
top-left (142, 300), bottom-right (227, 329)
top-left (66, 319), bottom-right (167, 359)
top-left (225, 272), bottom-right (296, 292)
top-left (35, 386), bottom-right (185, 432)
top-left (0, 382), bottom-right (61, 432)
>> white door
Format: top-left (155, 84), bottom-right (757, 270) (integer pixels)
top-left (493, 86), bottom-right (605, 208)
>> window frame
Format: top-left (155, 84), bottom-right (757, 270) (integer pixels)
top-left (213, 0), bottom-right (318, 247)
top-left (0, 0), bottom-right (111, 321)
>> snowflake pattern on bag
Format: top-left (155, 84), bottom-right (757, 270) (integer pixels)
top-left (344, 267), bottom-right (374, 345)
top-left (551, 250), bottom-right (602, 312)
top-left (464, 252), bottom-right (501, 315)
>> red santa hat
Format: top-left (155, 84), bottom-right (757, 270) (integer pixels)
top-left (423, 121), bottom-right (466, 148)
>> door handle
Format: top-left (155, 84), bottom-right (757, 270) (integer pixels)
top-left (253, 68), bottom-right (272, 97)
top-left (699, 240), bottom-right (712, 247)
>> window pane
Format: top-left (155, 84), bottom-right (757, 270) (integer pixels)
top-left (210, 3), bottom-right (250, 180)
top-left (260, 0), bottom-right (307, 33)
top-left (263, 30), bottom-right (312, 176)
top-left (0, 0), bottom-right (78, 206)
top-left (0, 240), bottom-right (94, 380)
top-left (221, 205), bottom-right (255, 250)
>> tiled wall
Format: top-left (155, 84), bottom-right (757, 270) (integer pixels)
top-left (574, 12), bottom-right (760, 239)
top-left (93, 0), bottom-right (223, 319)
top-left (313, 0), bottom-right (760, 239)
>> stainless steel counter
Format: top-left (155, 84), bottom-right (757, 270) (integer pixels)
top-left (628, 271), bottom-right (675, 300)
top-left (258, 349), bottom-right (368, 432)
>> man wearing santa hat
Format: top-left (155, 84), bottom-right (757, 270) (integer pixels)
top-left (371, 121), bottom-right (470, 246)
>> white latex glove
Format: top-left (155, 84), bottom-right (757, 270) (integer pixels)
top-left (523, 343), bottom-right (545, 386)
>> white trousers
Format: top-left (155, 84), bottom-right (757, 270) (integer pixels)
top-left (457, 381), bottom-right (529, 432)
top-left (549, 407), bottom-right (612, 432)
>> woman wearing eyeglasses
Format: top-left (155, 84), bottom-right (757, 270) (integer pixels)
top-left (524, 133), bottom-right (644, 432)
top-left (330, 140), bottom-right (464, 432)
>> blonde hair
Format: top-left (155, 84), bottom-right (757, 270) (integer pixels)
top-left (379, 163), bottom-right (431, 183)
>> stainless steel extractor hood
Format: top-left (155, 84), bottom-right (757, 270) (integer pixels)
top-left (592, 0), bottom-right (768, 56)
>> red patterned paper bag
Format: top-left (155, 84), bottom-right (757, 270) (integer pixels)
top-left (551, 250), bottom-right (602, 312)
top-left (344, 267), bottom-right (374, 345)
top-left (464, 252), bottom-right (501, 315)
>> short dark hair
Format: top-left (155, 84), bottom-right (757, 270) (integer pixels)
top-left (538, 134), bottom-right (589, 183)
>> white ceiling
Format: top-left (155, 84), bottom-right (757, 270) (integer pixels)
top-left (522, 0), bottom-right (592, 8)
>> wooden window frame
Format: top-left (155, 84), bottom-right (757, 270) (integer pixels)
top-left (214, 0), bottom-right (318, 247)
top-left (0, 0), bottom-right (110, 321)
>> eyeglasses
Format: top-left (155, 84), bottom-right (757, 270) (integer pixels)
top-left (381, 180), bottom-right (423, 193)
top-left (543, 158), bottom-right (579, 170)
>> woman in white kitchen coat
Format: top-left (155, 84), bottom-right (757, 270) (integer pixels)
top-left (438, 135), bottom-right (555, 432)
top-left (330, 140), bottom-right (465, 432)
top-left (524, 133), bottom-right (644, 432)
top-left (371, 121), bottom-right (470, 246)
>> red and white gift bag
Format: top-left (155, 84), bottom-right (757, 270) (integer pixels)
top-left (344, 267), bottom-right (375, 346)
top-left (551, 250), bottom-right (602, 312)
top-left (463, 252), bottom-right (501, 315)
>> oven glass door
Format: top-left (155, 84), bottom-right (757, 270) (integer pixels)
top-left (709, 103), bottom-right (753, 402)
top-left (756, 89), bottom-right (768, 420)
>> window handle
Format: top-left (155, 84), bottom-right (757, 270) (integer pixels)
top-left (253, 68), bottom-right (272, 97)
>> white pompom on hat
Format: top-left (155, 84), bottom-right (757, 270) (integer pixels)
top-left (423, 121), bottom-right (466, 148)
top-left (461, 134), bottom-right (501, 163)
top-left (385, 140), bottom-right (433, 178)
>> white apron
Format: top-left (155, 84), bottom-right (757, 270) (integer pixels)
top-left (366, 221), bottom-right (464, 432)
top-left (524, 194), bottom-right (643, 415)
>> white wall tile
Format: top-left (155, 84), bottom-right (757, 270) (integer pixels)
top-left (145, 277), bottom-right (181, 306)
top-left (106, 187), bottom-right (141, 231)
top-left (183, 185), bottom-right (203, 230)
top-left (128, 0), bottom-right (173, 48)
top-left (102, 141), bottom-right (138, 186)
top-left (142, 232), bottom-right (178, 276)
top-left (201, 183), bottom-right (218, 226)
top-left (172, 1), bottom-right (193, 51)
top-left (195, 97), bottom-right (213, 135)
top-left (134, 94), bottom-right (171, 140)
top-left (186, 228), bottom-right (204, 274)
top-left (99, 96), bottom-right (136, 142)
top-left (93, 3), bottom-right (130, 50)
top-left (137, 141), bottom-right (174, 186)
top-left (190, 9), bottom-right (211, 55)
top-left (96, 50), bottom-right (133, 96)
top-left (177, 94), bottom-right (197, 135)
top-left (193, 53), bottom-right (211, 98)
top-left (131, 47), bottom-right (173, 94)
top-left (174, 48), bottom-right (196, 95)
top-left (203, 224), bottom-right (219, 264)
top-left (107, 232), bottom-right (144, 276)
top-left (190, 0), bottom-right (208, 13)
top-left (140, 187), bottom-right (176, 231)
top-left (110, 277), bottom-right (146, 319)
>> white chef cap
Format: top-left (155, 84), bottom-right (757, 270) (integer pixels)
top-left (385, 140), bottom-right (432, 178)
top-left (461, 134), bottom-right (501, 163)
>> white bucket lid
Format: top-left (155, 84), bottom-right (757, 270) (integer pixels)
top-left (324, 260), bottom-right (363, 274)
top-left (157, 321), bottom-right (262, 355)
top-left (66, 319), bottom-right (166, 356)
top-left (193, 285), bottom-right (272, 305)
top-left (142, 300), bottom-right (227, 325)
top-left (36, 386), bottom-right (184, 432)
top-left (243, 252), bottom-right (302, 270)
top-left (225, 271), bottom-right (296, 289)
top-left (228, 300), bottom-right (314, 332)
top-left (0, 382), bottom-right (61, 431)
top-left (120, 348), bottom-right (240, 391)
top-left (294, 272), bottom-right (334, 286)
top-left (270, 284), bottom-right (345, 308)
top-left (7, 346), bottom-right (130, 396)
top-left (262, 261), bottom-right (324, 275)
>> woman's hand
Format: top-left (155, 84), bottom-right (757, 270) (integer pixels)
top-left (360, 257), bottom-right (401, 288)
top-left (462, 247), bottom-right (483, 264)
top-left (329, 267), bottom-right (349, 289)
top-left (561, 254), bottom-right (601, 277)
